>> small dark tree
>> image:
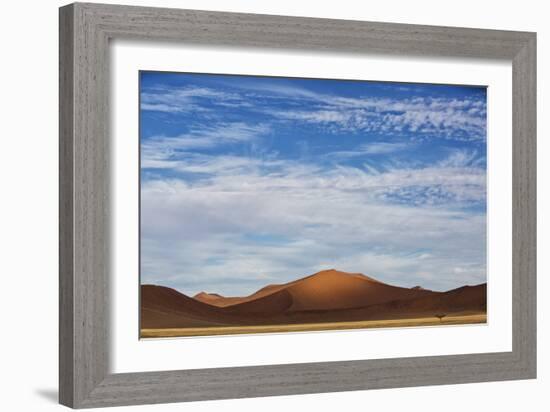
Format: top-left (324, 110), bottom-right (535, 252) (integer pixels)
top-left (435, 313), bottom-right (447, 323)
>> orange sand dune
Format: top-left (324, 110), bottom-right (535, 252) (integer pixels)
top-left (224, 269), bottom-right (434, 315)
top-left (194, 269), bottom-right (432, 310)
top-left (281, 269), bottom-right (434, 311)
top-left (140, 269), bottom-right (487, 332)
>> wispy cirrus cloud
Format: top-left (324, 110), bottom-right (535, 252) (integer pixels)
top-left (141, 79), bottom-right (487, 142)
top-left (327, 142), bottom-right (412, 159)
top-left (272, 95), bottom-right (486, 140)
top-left (141, 85), bottom-right (250, 113)
top-left (142, 122), bottom-right (271, 169)
top-left (359, 142), bottom-right (412, 154)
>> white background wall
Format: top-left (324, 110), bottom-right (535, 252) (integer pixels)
top-left (0, 1), bottom-right (546, 411)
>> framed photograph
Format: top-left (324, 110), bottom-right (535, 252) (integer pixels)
top-left (59, 2), bottom-right (536, 408)
top-left (138, 71), bottom-right (489, 339)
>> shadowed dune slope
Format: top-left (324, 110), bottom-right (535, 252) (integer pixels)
top-left (224, 289), bottom-right (294, 316)
top-left (384, 283), bottom-right (487, 313)
top-left (193, 292), bottom-right (251, 307)
top-left (141, 285), bottom-right (260, 328)
top-left (278, 282), bottom-right (487, 324)
top-left (194, 283), bottom-right (296, 307)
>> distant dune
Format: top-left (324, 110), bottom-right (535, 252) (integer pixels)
top-left (141, 269), bottom-right (487, 332)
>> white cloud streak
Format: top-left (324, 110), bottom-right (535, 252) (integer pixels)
top-left (141, 122), bottom-right (271, 170)
top-left (141, 85), bottom-right (250, 113)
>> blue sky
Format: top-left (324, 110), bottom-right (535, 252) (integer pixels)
top-left (140, 71), bottom-right (487, 296)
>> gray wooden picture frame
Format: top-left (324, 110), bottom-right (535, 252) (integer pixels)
top-left (59, 2), bottom-right (536, 409)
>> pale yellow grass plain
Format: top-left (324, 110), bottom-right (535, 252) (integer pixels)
top-left (141, 313), bottom-right (487, 338)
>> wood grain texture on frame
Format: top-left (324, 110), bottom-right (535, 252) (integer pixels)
top-left (59, 2), bottom-right (536, 408)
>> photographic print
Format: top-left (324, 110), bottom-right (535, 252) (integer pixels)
top-left (139, 71), bottom-right (487, 338)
